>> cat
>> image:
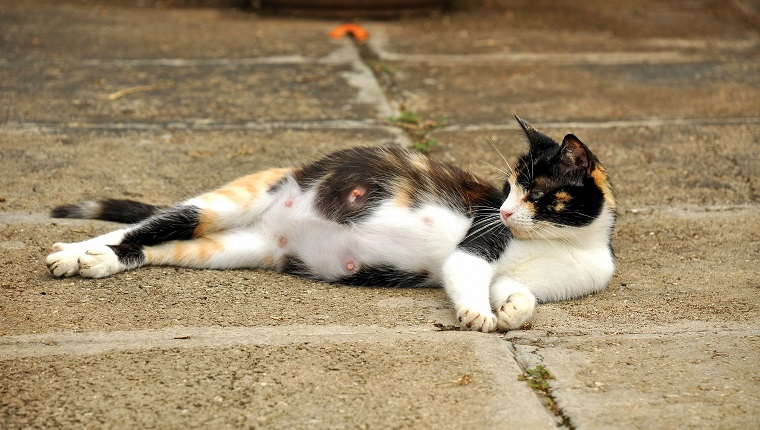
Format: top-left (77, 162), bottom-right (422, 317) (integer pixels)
top-left (45, 116), bottom-right (616, 332)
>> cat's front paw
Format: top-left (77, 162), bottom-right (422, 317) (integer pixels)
top-left (457, 308), bottom-right (498, 333)
top-left (497, 292), bottom-right (535, 331)
top-left (78, 246), bottom-right (123, 278)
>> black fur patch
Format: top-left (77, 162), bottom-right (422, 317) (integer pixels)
top-left (96, 199), bottom-right (162, 224)
top-left (121, 205), bottom-right (201, 247)
top-left (281, 256), bottom-right (310, 277)
top-left (293, 148), bottom-right (398, 223)
top-left (282, 256), bottom-right (436, 288)
top-left (51, 199), bottom-right (162, 224)
top-left (457, 193), bottom-right (512, 262)
top-left (107, 243), bottom-right (145, 268)
top-left (341, 266), bottom-right (437, 288)
top-left (533, 178), bottom-right (604, 227)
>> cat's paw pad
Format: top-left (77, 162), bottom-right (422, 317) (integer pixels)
top-left (457, 308), bottom-right (498, 333)
top-left (46, 248), bottom-right (83, 278)
top-left (497, 292), bottom-right (535, 331)
top-left (78, 246), bottom-right (122, 278)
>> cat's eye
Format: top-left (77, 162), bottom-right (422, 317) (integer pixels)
top-left (528, 191), bottom-right (545, 201)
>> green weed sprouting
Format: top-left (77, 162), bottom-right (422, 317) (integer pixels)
top-left (388, 109), bottom-right (448, 154)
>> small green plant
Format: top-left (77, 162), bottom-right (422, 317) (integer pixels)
top-left (374, 63), bottom-right (394, 76)
top-left (412, 138), bottom-right (438, 154)
top-left (388, 108), bottom-right (447, 154)
top-left (389, 110), bottom-right (421, 126)
top-left (518, 365), bottom-right (561, 415)
top-left (519, 364), bottom-right (555, 391)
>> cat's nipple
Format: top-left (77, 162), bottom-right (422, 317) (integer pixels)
top-left (345, 259), bottom-right (357, 272)
top-left (347, 186), bottom-right (366, 204)
top-left (284, 198), bottom-right (294, 208)
top-left (278, 236), bottom-right (288, 248)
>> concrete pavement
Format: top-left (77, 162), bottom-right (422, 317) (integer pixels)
top-left (1, 0), bottom-right (759, 428)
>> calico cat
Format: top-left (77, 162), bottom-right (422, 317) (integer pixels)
top-left (45, 116), bottom-right (616, 332)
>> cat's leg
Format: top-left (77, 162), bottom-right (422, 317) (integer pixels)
top-left (56, 217), bottom-right (279, 278)
top-left (47, 204), bottom-right (205, 278)
top-left (184, 168), bottom-right (293, 235)
top-left (442, 250), bottom-right (498, 332)
top-left (141, 230), bottom-right (278, 271)
top-left (490, 276), bottom-right (537, 331)
top-left (47, 168), bottom-right (293, 278)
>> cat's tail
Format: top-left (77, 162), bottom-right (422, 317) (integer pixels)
top-left (51, 199), bottom-right (163, 224)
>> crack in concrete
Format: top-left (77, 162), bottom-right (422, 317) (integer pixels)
top-left (509, 341), bottom-right (575, 429)
top-left (349, 33), bottom-right (426, 151)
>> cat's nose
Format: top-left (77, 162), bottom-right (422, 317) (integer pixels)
top-left (500, 209), bottom-right (513, 220)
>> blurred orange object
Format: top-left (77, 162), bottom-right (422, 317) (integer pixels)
top-left (329, 23), bottom-right (369, 41)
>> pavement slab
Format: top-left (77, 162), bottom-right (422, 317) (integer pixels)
top-left (513, 327), bottom-right (760, 429)
top-left (2, 61), bottom-right (386, 123)
top-left (0, 3), bottom-right (337, 61)
top-left (1, 331), bottom-right (555, 429)
top-left (366, 61), bottom-right (760, 123)
top-left (1, 0), bottom-right (759, 428)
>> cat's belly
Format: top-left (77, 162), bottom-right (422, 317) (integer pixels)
top-left (261, 187), bottom-right (471, 281)
top-left (352, 202), bottom-right (472, 277)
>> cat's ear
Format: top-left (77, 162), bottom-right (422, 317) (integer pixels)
top-left (514, 115), bottom-right (559, 155)
top-left (558, 134), bottom-right (594, 178)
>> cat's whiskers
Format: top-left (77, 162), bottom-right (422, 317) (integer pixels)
top-left (479, 160), bottom-right (508, 176)
top-left (466, 214), bottom-right (502, 234)
top-left (529, 151), bottom-right (535, 181)
top-left (481, 131), bottom-right (514, 177)
top-left (564, 210), bottom-right (596, 220)
top-left (537, 224), bottom-right (583, 247)
top-left (529, 228), bottom-right (570, 254)
top-left (463, 216), bottom-right (506, 243)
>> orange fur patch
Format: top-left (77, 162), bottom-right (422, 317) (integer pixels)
top-left (554, 191), bottom-right (571, 210)
top-left (392, 179), bottom-right (414, 207)
top-left (194, 168), bottom-right (292, 236)
top-left (554, 191), bottom-right (572, 202)
top-left (591, 165), bottom-right (616, 209)
top-left (144, 237), bottom-right (224, 267)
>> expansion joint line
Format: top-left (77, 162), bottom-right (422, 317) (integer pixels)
top-left (350, 37), bottom-right (421, 149)
top-left (506, 340), bottom-right (575, 429)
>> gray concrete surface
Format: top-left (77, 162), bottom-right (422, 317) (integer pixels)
top-left (1, 0), bottom-right (759, 428)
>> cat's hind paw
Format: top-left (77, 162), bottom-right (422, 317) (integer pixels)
top-left (457, 308), bottom-right (498, 333)
top-left (46, 245), bottom-right (83, 278)
top-left (78, 245), bottom-right (123, 278)
top-left (497, 292), bottom-right (535, 331)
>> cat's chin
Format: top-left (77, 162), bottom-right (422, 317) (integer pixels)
top-left (504, 224), bottom-right (532, 239)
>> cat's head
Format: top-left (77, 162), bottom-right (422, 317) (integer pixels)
top-left (500, 116), bottom-right (616, 239)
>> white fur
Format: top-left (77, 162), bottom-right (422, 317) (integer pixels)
top-left (494, 205), bottom-right (616, 303)
top-left (442, 250), bottom-right (498, 332)
top-left (77, 245), bottom-right (124, 278)
top-left (45, 229), bottom-right (127, 278)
